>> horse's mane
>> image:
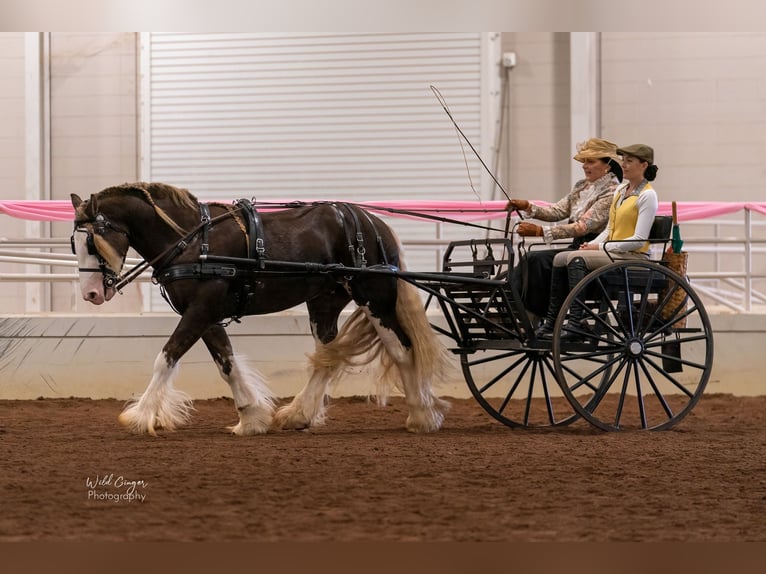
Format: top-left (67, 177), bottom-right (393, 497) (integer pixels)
top-left (101, 182), bottom-right (198, 208)
top-left (99, 182), bottom-right (198, 235)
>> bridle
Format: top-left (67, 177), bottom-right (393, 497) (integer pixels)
top-left (70, 213), bottom-right (130, 290)
top-left (70, 204), bottom-right (243, 294)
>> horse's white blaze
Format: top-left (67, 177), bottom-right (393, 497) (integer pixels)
top-left (118, 351), bottom-right (193, 435)
top-left (213, 354), bottom-right (275, 435)
top-left (72, 232), bottom-right (115, 304)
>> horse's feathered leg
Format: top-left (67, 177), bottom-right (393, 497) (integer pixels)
top-left (272, 351), bottom-right (333, 430)
top-left (201, 325), bottom-right (275, 435)
top-left (362, 280), bottom-right (451, 432)
top-left (118, 350), bottom-right (194, 436)
top-left (118, 311), bottom-right (211, 435)
top-left (273, 291), bottom-right (351, 430)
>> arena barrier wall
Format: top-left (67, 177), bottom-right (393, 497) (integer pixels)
top-left (0, 310), bottom-right (763, 400)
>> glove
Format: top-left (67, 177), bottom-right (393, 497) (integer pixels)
top-left (506, 198), bottom-right (530, 212)
top-left (517, 222), bottom-right (543, 237)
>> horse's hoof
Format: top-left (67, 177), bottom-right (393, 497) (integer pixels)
top-left (273, 407), bottom-right (312, 431)
top-left (405, 411), bottom-right (445, 433)
top-left (274, 417), bottom-right (311, 431)
top-left (228, 405), bottom-right (273, 435)
top-left (227, 421), bottom-right (270, 436)
top-left (118, 410), bottom-right (158, 436)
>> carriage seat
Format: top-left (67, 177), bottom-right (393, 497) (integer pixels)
top-left (648, 215), bottom-right (673, 259)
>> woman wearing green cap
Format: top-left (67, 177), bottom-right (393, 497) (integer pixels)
top-left (534, 143), bottom-right (659, 340)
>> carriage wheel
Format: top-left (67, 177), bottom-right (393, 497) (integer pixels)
top-left (552, 260), bottom-right (714, 431)
top-left (461, 346), bottom-right (581, 428)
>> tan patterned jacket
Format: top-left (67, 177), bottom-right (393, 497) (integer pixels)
top-left (523, 173), bottom-right (619, 245)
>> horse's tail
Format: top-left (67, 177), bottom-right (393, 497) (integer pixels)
top-left (391, 278), bottom-right (451, 390)
top-left (307, 307), bottom-right (391, 390)
top-left (307, 280), bottom-right (450, 405)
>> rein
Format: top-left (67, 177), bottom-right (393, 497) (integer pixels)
top-left (118, 206), bottom-right (249, 292)
top-left (245, 200), bottom-right (512, 235)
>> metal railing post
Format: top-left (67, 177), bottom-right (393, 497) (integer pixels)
top-left (745, 207), bottom-right (753, 311)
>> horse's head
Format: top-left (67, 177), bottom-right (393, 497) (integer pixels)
top-left (70, 192), bottom-right (130, 305)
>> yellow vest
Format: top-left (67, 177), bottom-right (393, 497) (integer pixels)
top-left (607, 184), bottom-right (654, 253)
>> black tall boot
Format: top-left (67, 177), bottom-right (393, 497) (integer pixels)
top-left (561, 257), bottom-right (590, 340)
top-left (534, 265), bottom-right (568, 339)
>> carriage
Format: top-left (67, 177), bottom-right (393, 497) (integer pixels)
top-left (70, 184), bottom-right (714, 434)
top-left (408, 219), bottom-right (713, 432)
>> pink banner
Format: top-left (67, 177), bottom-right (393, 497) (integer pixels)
top-left (1, 199), bottom-right (765, 224)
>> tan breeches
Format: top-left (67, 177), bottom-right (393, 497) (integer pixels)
top-left (552, 249), bottom-right (648, 270)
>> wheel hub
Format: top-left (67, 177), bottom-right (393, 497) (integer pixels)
top-left (627, 338), bottom-right (644, 357)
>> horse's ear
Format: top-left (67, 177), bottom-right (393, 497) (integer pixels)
top-left (70, 193), bottom-right (83, 208)
top-left (85, 193), bottom-right (99, 217)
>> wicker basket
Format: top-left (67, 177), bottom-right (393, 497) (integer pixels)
top-left (660, 250), bottom-right (689, 328)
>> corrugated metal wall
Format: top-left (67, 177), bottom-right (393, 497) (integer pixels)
top-left (142, 32), bottom-right (488, 200)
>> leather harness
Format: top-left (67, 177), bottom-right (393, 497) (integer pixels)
top-left (151, 200), bottom-right (386, 321)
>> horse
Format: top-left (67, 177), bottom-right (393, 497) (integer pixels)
top-left (70, 182), bottom-right (450, 435)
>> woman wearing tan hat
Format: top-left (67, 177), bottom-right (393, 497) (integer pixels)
top-left (506, 137), bottom-right (622, 320)
top-left (534, 143), bottom-right (659, 340)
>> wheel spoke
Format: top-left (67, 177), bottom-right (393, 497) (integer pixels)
top-left (497, 358), bottom-right (533, 413)
top-left (563, 353), bottom-right (621, 395)
top-left (462, 348), bottom-right (580, 429)
top-left (641, 355), bottom-right (697, 398)
top-left (637, 357), bottom-right (675, 419)
top-left (642, 347), bottom-right (708, 374)
top-left (466, 350), bottom-right (518, 368)
top-left (613, 362), bottom-right (634, 429)
top-left (540, 355), bottom-right (562, 425)
top-left (632, 361), bottom-right (648, 429)
top-left (476, 353), bottom-right (528, 394)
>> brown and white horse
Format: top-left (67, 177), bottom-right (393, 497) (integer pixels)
top-left (70, 182), bottom-right (449, 435)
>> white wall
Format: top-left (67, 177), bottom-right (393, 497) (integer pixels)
top-left (500, 32), bottom-right (572, 205)
top-left (600, 32), bottom-right (766, 203)
top-left (47, 33), bottom-right (143, 313)
top-left (0, 33), bottom-right (27, 311)
top-left (499, 32), bottom-right (766, 206)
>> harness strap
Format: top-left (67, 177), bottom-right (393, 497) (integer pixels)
top-left (155, 262), bottom-right (251, 324)
top-left (235, 198), bottom-right (266, 269)
top-left (155, 262), bottom-right (238, 284)
top-left (330, 203), bottom-right (356, 268)
top-left (332, 203), bottom-right (366, 268)
top-left (355, 207), bottom-right (388, 266)
top-left (199, 203), bottom-right (211, 256)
